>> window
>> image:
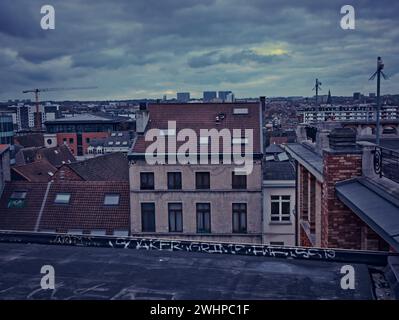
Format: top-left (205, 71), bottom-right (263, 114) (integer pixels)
top-left (54, 193), bottom-right (71, 204)
top-left (168, 203), bottom-right (183, 232)
top-left (232, 172), bottom-right (247, 189)
top-left (270, 241), bottom-right (284, 246)
top-left (140, 172), bottom-right (154, 190)
top-left (86, 137), bottom-right (90, 143)
top-left (196, 172), bottom-right (210, 189)
top-left (196, 203), bottom-right (211, 233)
top-left (141, 203), bottom-right (155, 232)
top-left (167, 172), bottom-right (182, 190)
top-left (47, 139), bottom-right (53, 145)
top-left (104, 194), bottom-right (120, 206)
top-left (232, 203), bottom-right (247, 233)
top-left (233, 108), bottom-right (249, 115)
top-left (108, 141), bottom-right (114, 145)
top-left (271, 195), bottom-right (291, 222)
top-left (69, 138), bottom-right (74, 144)
top-left (8, 191), bottom-right (27, 208)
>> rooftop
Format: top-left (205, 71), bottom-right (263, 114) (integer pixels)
top-left (66, 152), bottom-right (129, 181)
top-left (11, 161), bottom-right (57, 182)
top-left (45, 114), bottom-right (120, 124)
top-left (131, 102), bottom-right (262, 156)
top-left (0, 240), bottom-right (386, 300)
top-left (336, 177), bottom-right (399, 252)
top-left (285, 143), bottom-right (323, 181)
top-left (0, 181), bottom-right (129, 234)
top-left (263, 161), bottom-right (296, 181)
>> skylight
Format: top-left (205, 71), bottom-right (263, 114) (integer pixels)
top-left (233, 108), bottom-right (249, 115)
top-left (54, 193), bottom-right (71, 204)
top-left (104, 194), bottom-right (120, 205)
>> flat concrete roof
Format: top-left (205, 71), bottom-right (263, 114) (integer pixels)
top-left (0, 242), bottom-right (376, 300)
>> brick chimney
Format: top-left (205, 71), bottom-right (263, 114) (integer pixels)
top-left (320, 128), bottom-right (363, 248)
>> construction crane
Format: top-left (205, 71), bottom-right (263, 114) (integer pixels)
top-left (22, 86), bottom-right (97, 130)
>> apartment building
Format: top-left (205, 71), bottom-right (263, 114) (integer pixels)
top-left (298, 104), bottom-right (398, 124)
top-left (285, 124), bottom-right (399, 252)
top-left (128, 102), bottom-right (263, 243)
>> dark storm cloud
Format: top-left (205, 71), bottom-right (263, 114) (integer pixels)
top-left (0, 0), bottom-right (398, 100)
top-left (188, 49), bottom-right (290, 68)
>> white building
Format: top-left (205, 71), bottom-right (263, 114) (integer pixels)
top-left (262, 153), bottom-right (296, 246)
top-left (299, 104), bottom-right (398, 124)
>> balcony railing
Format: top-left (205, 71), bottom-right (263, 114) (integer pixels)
top-left (374, 146), bottom-right (399, 183)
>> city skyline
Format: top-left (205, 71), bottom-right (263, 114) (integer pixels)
top-left (0, 1), bottom-right (398, 101)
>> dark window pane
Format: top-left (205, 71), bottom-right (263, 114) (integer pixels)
top-left (271, 202), bottom-right (280, 216)
top-left (282, 202), bottom-right (290, 215)
top-left (232, 203), bottom-right (247, 233)
top-left (141, 203), bottom-right (155, 232)
top-left (196, 203), bottom-right (211, 233)
top-left (167, 172), bottom-right (182, 190)
top-left (232, 172), bottom-right (247, 189)
top-left (196, 172), bottom-right (210, 189)
top-left (168, 203), bottom-right (183, 232)
top-left (140, 172), bottom-right (154, 190)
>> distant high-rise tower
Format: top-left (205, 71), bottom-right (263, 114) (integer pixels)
top-left (177, 92), bottom-right (190, 102)
top-left (203, 91), bottom-right (217, 102)
top-left (218, 91), bottom-right (232, 102)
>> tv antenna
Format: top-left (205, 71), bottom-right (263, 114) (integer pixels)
top-left (369, 57), bottom-right (388, 146)
top-left (312, 78), bottom-right (322, 107)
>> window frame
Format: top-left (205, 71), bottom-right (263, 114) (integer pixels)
top-left (54, 193), bottom-right (71, 205)
top-left (195, 172), bottom-right (210, 190)
top-left (232, 203), bottom-right (247, 233)
top-left (167, 172), bottom-right (182, 190)
top-left (140, 172), bottom-right (155, 190)
top-left (232, 171), bottom-right (247, 189)
top-left (168, 203), bottom-right (183, 232)
top-left (104, 193), bottom-right (120, 206)
top-left (196, 203), bottom-right (211, 233)
top-left (270, 195), bottom-right (291, 222)
top-left (141, 202), bottom-right (156, 232)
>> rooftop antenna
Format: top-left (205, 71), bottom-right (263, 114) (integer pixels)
top-left (369, 57), bottom-right (388, 146)
top-left (312, 78), bottom-right (322, 108)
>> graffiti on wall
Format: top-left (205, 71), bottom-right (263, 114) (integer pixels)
top-left (48, 234), bottom-right (336, 260)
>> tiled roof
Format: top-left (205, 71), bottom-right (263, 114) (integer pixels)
top-left (14, 134), bottom-right (44, 148)
top-left (263, 161), bottom-right (296, 181)
top-left (0, 182), bottom-right (46, 231)
top-left (0, 181), bottom-right (130, 234)
top-left (15, 145), bottom-right (75, 167)
top-left (67, 152), bottom-right (129, 181)
top-left (131, 103), bottom-right (261, 155)
top-left (11, 161), bottom-right (57, 182)
top-left (37, 145), bottom-right (75, 167)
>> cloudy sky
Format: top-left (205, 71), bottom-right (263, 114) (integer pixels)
top-left (0, 0), bottom-right (398, 101)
